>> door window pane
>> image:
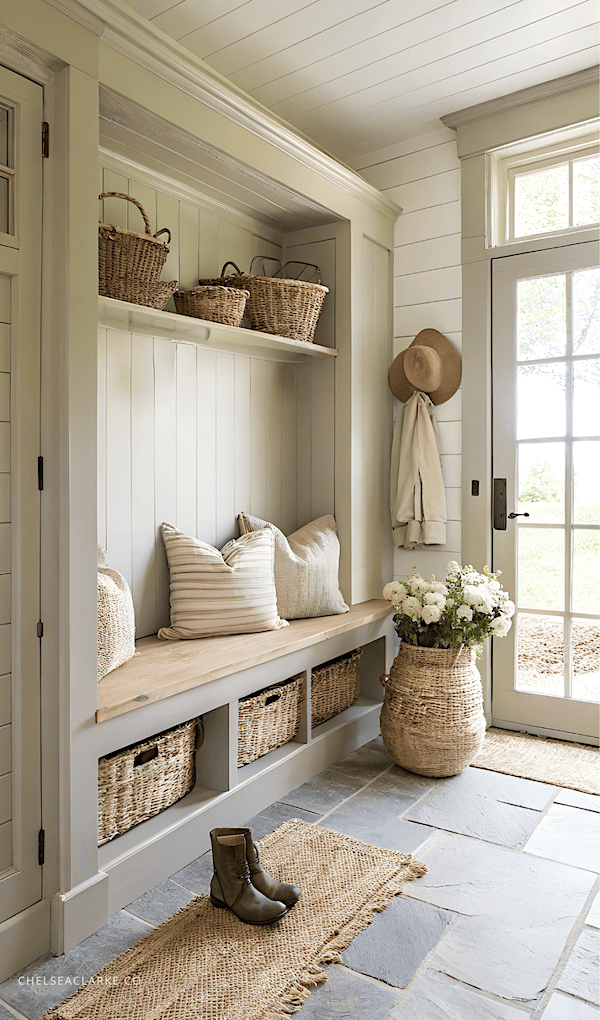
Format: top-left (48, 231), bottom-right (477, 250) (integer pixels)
top-left (574, 441), bottom-right (600, 524)
top-left (573, 268), bottom-right (600, 355)
top-left (572, 618), bottom-right (600, 701)
top-left (517, 275), bottom-right (566, 360)
top-left (518, 443), bottom-right (564, 522)
top-left (516, 613), bottom-right (564, 695)
top-left (0, 108), bottom-right (9, 168)
top-left (572, 530), bottom-right (600, 614)
top-left (573, 360), bottom-right (600, 437)
top-left (518, 527), bottom-right (564, 610)
top-left (0, 176), bottom-right (8, 236)
top-left (514, 165), bottom-right (569, 237)
top-left (518, 363), bottom-right (565, 439)
top-left (573, 156), bottom-right (600, 227)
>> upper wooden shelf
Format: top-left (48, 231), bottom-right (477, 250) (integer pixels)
top-left (98, 296), bottom-right (337, 363)
top-left (96, 600), bottom-right (393, 722)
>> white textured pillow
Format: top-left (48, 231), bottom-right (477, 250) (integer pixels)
top-left (238, 513), bottom-right (349, 621)
top-left (97, 546), bottom-right (136, 681)
top-left (158, 523), bottom-right (288, 640)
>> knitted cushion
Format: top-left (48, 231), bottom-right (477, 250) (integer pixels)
top-left (97, 547), bottom-right (136, 681)
top-left (237, 513), bottom-right (348, 621)
top-left (158, 523), bottom-right (288, 639)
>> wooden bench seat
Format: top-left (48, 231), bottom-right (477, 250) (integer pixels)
top-left (96, 600), bottom-right (393, 722)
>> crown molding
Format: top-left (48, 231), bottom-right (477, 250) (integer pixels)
top-left (73, 0), bottom-right (400, 222)
top-left (442, 66), bottom-right (600, 129)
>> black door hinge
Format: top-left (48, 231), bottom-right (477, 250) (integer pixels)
top-left (37, 621), bottom-right (43, 639)
top-left (38, 829), bottom-right (45, 865)
top-left (38, 456), bottom-right (43, 490)
top-left (42, 122), bottom-right (49, 158)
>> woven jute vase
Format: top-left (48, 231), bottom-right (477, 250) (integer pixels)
top-left (380, 643), bottom-right (486, 777)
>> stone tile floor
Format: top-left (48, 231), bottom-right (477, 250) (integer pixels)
top-left (1, 736), bottom-right (598, 1019)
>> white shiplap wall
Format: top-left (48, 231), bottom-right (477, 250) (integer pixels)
top-left (355, 127), bottom-right (462, 581)
top-left (98, 159), bottom-right (336, 638)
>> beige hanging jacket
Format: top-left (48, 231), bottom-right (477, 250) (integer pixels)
top-left (390, 390), bottom-right (447, 549)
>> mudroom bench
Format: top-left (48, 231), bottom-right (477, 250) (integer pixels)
top-left (94, 600), bottom-right (396, 917)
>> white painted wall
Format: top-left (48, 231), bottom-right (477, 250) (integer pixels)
top-left (352, 127), bottom-right (463, 583)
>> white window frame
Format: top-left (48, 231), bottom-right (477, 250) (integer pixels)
top-left (488, 126), bottom-right (599, 248)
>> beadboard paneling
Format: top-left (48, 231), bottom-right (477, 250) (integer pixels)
top-left (99, 334), bottom-right (332, 637)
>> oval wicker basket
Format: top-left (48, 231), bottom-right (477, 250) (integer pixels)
top-left (311, 648), bottom-right (362, 728)
top-left (99, 192), bottom-right (175, 307)
top-left (238, 675), bottom-right (302, 766)
top-left (174, 285), bottom-right (249, 326)
top-left (380, 643), bottom-right (485, 777)
top-left (199, 261), bottom-right (328, 343)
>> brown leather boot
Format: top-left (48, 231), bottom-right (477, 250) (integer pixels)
top-left (244, 831), bottom-right (301, 908)
top-left (209, 829), bottom-right (287, 925)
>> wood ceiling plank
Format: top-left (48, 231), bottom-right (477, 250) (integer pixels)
top-left (180, 0), bottom-right (316, 57)
top-left (151, 0), bottom-right (251, 40)
top-left (122, 0), bottom-right (186, 19)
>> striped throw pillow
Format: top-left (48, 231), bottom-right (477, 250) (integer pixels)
top-left (158, 523), bottom-right (288, 639)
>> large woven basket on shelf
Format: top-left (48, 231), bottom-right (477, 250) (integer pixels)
top-left (380, 644), bottom-right (486, 777)
top-left (174, 285), bottom-right (249, 326)
top-left (238, 675), bottom-right (303, 766)
top-left (98, 717), bottom-right (201, 845)
top-left (311, 648), bottom-right (362, 728)
top-left (199, 261), bottom-right (328, 343)
top-left (99, 192), bottom-right (176, 308)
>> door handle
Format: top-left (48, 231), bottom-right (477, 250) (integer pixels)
top-left (508, 512), bottom-right (530, 519)
top-left (493, 478), bottom-right (507, 530)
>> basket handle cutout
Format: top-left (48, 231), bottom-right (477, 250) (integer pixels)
top-left (265, 693), bottom-right (281, 705)
top-left (134, 745), bottom-right (159, 767)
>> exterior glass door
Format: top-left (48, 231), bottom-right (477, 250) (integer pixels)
top-left (492, 242), bottom-right (599, 740)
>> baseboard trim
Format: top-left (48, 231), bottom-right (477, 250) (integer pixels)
top-left (51, 871), bottom-right (109, 955)
top-left (0, 898), bottom-right (50, 982)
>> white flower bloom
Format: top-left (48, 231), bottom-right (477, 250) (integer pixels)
top-left (424, 592), bottom-right (445, 608)
top-left (456, 605), bottom-right (473, 621)
top-left (447, 560), bottom-right (460, 576)
top-left (488, 579), bottom-right (501, 591)
top-left (431, 582), bottom-right (449, 596)
top-left (503, 599), bottom-right (516, 618)
top-left (382, 582), bottom-right (396, 601)
top-left (410, 576), bottom-right (429, 594)
top-left (445, 597), bottom-right (455, 608)
top-left (422, 604), bottom-right (441, 624)
top-left (403, 596), bottom-right (422, 618)
top-left (490, 616), bottom-right (512, 636)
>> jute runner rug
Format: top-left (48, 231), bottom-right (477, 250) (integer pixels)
top-left (43, 819), bottom-right (427, 1020)
top-left (473, 727), bottom-right (599, 795)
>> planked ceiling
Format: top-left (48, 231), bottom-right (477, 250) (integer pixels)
top-left (121, 0), bottom-right (599, 166)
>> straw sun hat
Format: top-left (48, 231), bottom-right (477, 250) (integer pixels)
top-left (388, 328), bottom-right (461, 405)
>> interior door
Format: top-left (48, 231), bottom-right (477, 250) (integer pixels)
top-left (492, 241), bottom-right (599, 741)
top-left (0, 65), bottom-right (43, 922)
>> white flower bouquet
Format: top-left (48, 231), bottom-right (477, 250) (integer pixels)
top-left (383, 561), bottom-right (515, 649)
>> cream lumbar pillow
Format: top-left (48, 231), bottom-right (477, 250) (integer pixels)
top-left (97, 546), bottom-right (136, 681)
top-left (158, 523), bottom-right (288, 640)
top-left (237, 513), bottom-right (349, 621)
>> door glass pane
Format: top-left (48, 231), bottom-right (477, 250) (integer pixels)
top-left (0, 176), bottom-right (8, 235)
top-left (573, 268), bottom-right (600, 356)
top-left (518, 363), bottom-right (566, 439)
top-left (514, 165), bottom-right (569, 237)
top-left (0, 107), bottom-right (9, 167)
top-left (573, 360), bottom-right (600, 437)
top-left (574, 441), bottom-right (600, 524)
top-left (573, 156), bottom-right (600, 227)
top-left (518, 527), bottom-right (564, 610)
top-left (517, 275), bottom-right (566, 360)
top-left (572, 530), bottom-right (600, 614)
top-left (518, 443), bottom-right (564, 521)
top-left (572, 618), bottom-right (600, 701)
top-left (517, 613), bottom-right (564, 695)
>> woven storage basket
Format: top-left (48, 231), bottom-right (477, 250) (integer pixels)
top-left (98, 717), bottom-right (201, 845)
top-left (311, 647), bottom-right (362, 728)
top-left (174, 285), bottom-right (249, 326)
top-left (238, 675), bottom-right (303, 767)
top-left (199, 260), bottom-right (328, 343)
top-left (99, 192), bottom-right (176, 307)
top-left (380, 643), bottom-right (486, 778)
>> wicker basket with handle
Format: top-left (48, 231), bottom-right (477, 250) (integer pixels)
top-left (99, 192), bottom-right (176, 308)
top-left (199, 259), bottom-right (329, 343)
top-left (98, 717), bottom-right (202, 844)
top-left (174, 285), bottom-right (250, 326)
top-left (238, 675), bottom-right (303, 766)
top-left (311, 648), bottom-right (362, 728)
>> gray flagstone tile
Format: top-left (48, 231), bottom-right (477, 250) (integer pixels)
top-left (331, 737), bottom-right (395, 780)
top-left (585, 890), bottom-right (600, 929)
top-left (540, 991), bottom-right (599, 1019)
top-left (524, 804), bottom-right (600, 873)
top-left (389, 967), bottom-right (529, 1019)
top-left (0, 1002), bottom-right (28, 1020)
top-left (404, 766), bottom-right (555, 848)
top-left (0, 911), bottom-right (150, 1020)
top-left (278, 766), bottom-right (370, 814)
top-left (171, 849), bottom-right (213, 896)
top-left (125, 876), bottom-right (195, 926)
top-left (241, 802), bottom-right (321, 841)
top-left (320, 809), bottom-right (432, 854)
top-left (404, 829), bottom-right (596, 1004)
top-left (554, 790), bottom-right (600, 813)
top-left (293, 962), bottom-right (398, 1019)
top-left (341, 896), bottom-right (454, 988)
top-left (556, 928), bottom-right (600, 1005)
